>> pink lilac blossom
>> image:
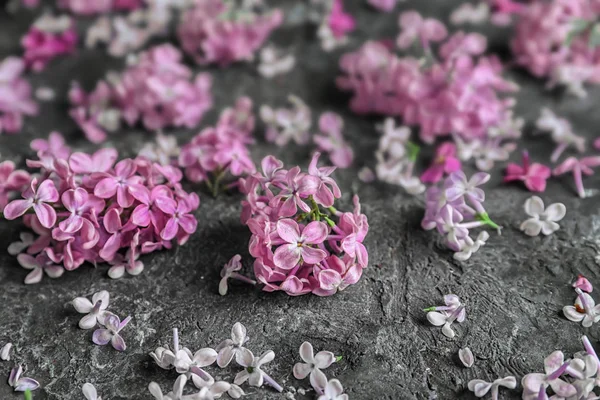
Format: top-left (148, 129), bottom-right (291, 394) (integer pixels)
top-left (367, 0), bottom-right (398, 13)
top-left (314, 112), bottom-right (354, 169)
top-left (0, 57), bottom-right (38, 135)
top-left (0, 132), bottom-right (200, 283)
top-left (21, 14), bottom-right (78, 73)
top-left (420, 142), bottom-right (461, 184)
top-left (317, 0), bottom-right (356, 51)
top-left (69, 44), bottom-right (213, 143)
top-left (536, 108), bottom-right (586, 163)
top-left (260, 95), bottom-right (312, 147)
top-left (512, 0), bottom-right (600, 97)
top-left (422, 171), bottom-right (499, 260)
top-left (337, 16), bottom-right (519, 146)
top-left (553, 156), bottom-right (600, 198)
top-left (504, 151), bottom-right (551, 192)
top-left (574, 275), bottom-right (593, 293)
top-left (177, 0), bottom-right (283, 66)
top-left (58, 0), bottom-right (143, 15)
top-left (179, 97), bottom-right (256, 196)
top-left (239, 152), bottom-right (368, 296)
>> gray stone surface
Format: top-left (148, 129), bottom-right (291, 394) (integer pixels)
top-left (1, 1), bottom-right (600, 399)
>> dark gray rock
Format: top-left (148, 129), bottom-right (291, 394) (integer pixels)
top-left (1, 1), bottom-right (599, 399)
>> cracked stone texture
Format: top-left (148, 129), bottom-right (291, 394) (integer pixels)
top-left (1, 1), bottom-right (600, 399)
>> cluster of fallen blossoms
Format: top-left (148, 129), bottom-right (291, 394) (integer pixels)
top-left (177, 0), bottom-right (283, 67)
top-left (512, 0), bottom-right (600, 97)
top-left (422, 171), bottom-right (499, 261)
top-left (21, 14), bottom-right (78, 73)
top-left (1, 131), bottom-right (200, 283)
top-left (337, 11), bottom-right (521, 152)
top-left (69, 43), bottom-right (213, 143)
top-left (0, 56), bottom-right (38, 135)
top-left (240, 153), bottom-right (368, 296)
top-left (57, 0), bottom-right (143, 15)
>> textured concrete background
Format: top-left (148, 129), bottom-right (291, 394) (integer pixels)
top-left (1, 1), bottom-right (600, 399)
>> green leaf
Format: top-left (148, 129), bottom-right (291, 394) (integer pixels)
top-left (589, 23), bottom-right (600, 48)
top-left (566, 19), bottom-right (590, 46)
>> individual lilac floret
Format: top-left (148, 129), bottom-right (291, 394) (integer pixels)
top-left (468, 376), bottom-right (516, 399)
top-left (553, 156), bottom-right (600, 198)
top-left (293, 342), bottom-right (336, 389)
top-left (454, 231), bottom-right (489, 262)
top-left (520, 196), bottom-right (566, 237)
top-left (216, 322), bottom-right (249, 368)
top-left (535, 108), bottom-right (586, 163)
top-left (1, 343), bottom-right (12, 361)
top-left (234, 348), bottom-right (282, 392)
top-left (563, 288), bottom-right (600, 327)
top-left (573, 275), bottom-right (593, 293)
top-left (260, 95), bottom-right (311, 147)
top-left (148, 375), bottom-right (187, 400)
top-left (459, 347), bottom-right (474, 368)
top-left (582, 335), bottom-right (600, 369)
top-left (8, 365), bottom-right (39, 392)
top-left (92, 313), bottom-right (132, 351)
top-left (425, 295), bottom-right (466, 338)
top-left (173, 347), bottom-right (218, 388)
top-left (219, 255), bottom-right (256, 296)
top-left (150, 328), bottom-right (180, 370)
top-left (193, 375), bottom-right (231, 400)
top-left (522, 351), bottom-right (578, 399)
top-left (7, 232), bottom-right (34, 255)
top-left (316, 378), bottom-right (348, 400)
top-left (82, 383), bottom-right (102, 400)
top-left (72, 291), bottom-right (110, 330)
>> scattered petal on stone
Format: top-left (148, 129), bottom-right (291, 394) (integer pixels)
top-left (1, 343), bottom-right (12, 361)
top-left (458, 347), bottom-right (474, 368)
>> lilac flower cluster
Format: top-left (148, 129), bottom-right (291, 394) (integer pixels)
top-left (337, 11), bottom-right (519, 145)
top-left (69, 44), bottom-right (213, 143)
top-left (0, 57), bottom-right (38, 135)
top-left (512, 0), bottom-right (600, 97)
top-left (149, 323), bottom-right (280, 398)
top-left (57, 0), bottom-right (143, 15)
top-left (179, 97), bottom-right (256, 196)
top-left (21, 14), bottom-right (78, 73)
top-left (422, 171), bottom-right (498, 260)
top-left (177, 0), bottom-right (283, 67)
top-left (1, 132), bottom-right (200, 283)
top-left (240, 153), bottom-right (369, 296)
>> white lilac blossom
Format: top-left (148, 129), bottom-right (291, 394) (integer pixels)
top-left (260, 95), bottom-right (312, 147)
top-left (357, 166), bottom-right (375, 183)
top-left (522, 351), bottom-right (578, 399)
top-left (563, 288), bottom-right (600, 327)
top-left (82, 383), bottom-right (102, 400)
top-left (1, 343), bottom-right (12, 361)
top-left (138, 132), bottom-right (180, 166)
top-left (520, 196), bottom-right (566, 237)
top-left (17, 253), bottom-right (65, 284)
top-left (216, 322), bottom-right (249, 368)
top-left (459, 347), bottom-right (474, 368)
top-left (293, 341), bottom-right (336, 389)
top-left (316, 378), bottom-right (348, 400)
top-left (467, 376), bottom-right (516, 399)
top-left (450, 2), bottom-right (489, 25)
top-left (92, 313), bottom-right (132, 352)
top-left (8, 365), bottom-right (39, 392)
top-left (72, 291), bottom-right (110, 329)
top-left (219, 255), bottom-right (256, 296)
top-left (150, 328), bottom-right (180, 370)
top-left (258, 45), bottom-right (296, 79)
top-left (148, 375), bottom-right (187, 400)
top-left (453, 231), bottom-right (489, 262)
top-left (535, 108), bottom-right (586, 163)
top-left (234, 348), bottom-right (283, 392)
top-left (424, 295), bottom-right (466, 339)
top-left (7, 232), bottom-right (34, 255)
top-left (173, 347), bottom-right (218, 388)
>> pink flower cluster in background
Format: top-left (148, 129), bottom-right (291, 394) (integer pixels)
top-left (337, 12), bottom-right (519, 144)
top-left (22, 14), bottom-right (78, 72)
top-left (0, 57), bottom-right (38, 135)
top-left (239, 153), bottom-right (368, 296)
top-left (1, 132), bottom-right (200, 283)
top-left (69, 44), bottom-right (213, 143)
top-left (512, 0), bottom-right (600, 97)
top-left (57, 0), bottom-right (143, 15)
top-left (367, 0), bottom-right (398, 13)
top-left (179, 97), bottom-right (256, 195)
top-left (422, 171), bottom-right (499, 261)
top-left (177, 0), bottom-right (283, 66)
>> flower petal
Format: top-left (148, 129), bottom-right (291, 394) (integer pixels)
top-left (24, 267), bottom-right (43, 284)
top-left (299, 341), bottom-right (315, 363)
top-left (111, 333), bottom-right (126, 351)
top-left (314, 351), bottom-right (335, 369)
top-left (427, 311), bottom-right (447, 326)
top-left (276, 218), bottom-right (300, 243)
top-left (459, 347), bottom-right (474, 368)
top-left (217, 346), bottom-right (235, 368)
top-left (520, 219), bottom-right (542, 237)
top-left (79, 313), bottom-right (98, 330)
top-left (72, 297), bottom-right (94, 313)
top-left (14, 377), bottom-right (40, 392)
top-left (248, 371), bottom-right (264, 387)
top-left (234, 370), bottom-right (250, 385)
top-left (82, 383), bottom-right (97, 400)
top-left (231, 322), bottom-right (246, 345)
top-left (256, 350), bottom-right (275, 367)
top-left (302, 221), bottom-right (328, 244)
top-left (544, 203), bottom-right (566, 222)
top-left (524, 196), bottom-right (544, 217)
top-left (273, 244), bottom-right (301, 269)
top-left (293, 362), bottom-right (312, 379)
top-left (442, 323), bottom-right (455, 338)
top-left (92, 329), bottom-right (112, 346)
top-left (193, 348), bottom-right (218, 367)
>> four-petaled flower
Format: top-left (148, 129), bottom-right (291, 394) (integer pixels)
top-left (504, 151), bottom-right (551, 192)
top-left (421, 142), bottom-right (461, 184)
top-left (427, 305), bottom-right (466, 338)
top-left (234, 348), bottom-right (275, 388)
top-left (273, 219), bottom-right (328, 269)
top-left (92, 313), bottom-right (132, 351)
top-left (317, 378), bottom-right (348, 400)
top-left (293, 341), bottom-right (336, 389)
top-left (17, 253), bottom-right (64, 284)
top-left (4, 178), bottom-right (59, 229)
top-left (73, 290), bottom-right (110, 329)
top-left (8, 365), bottom-right (40, 392)
top-left (219, 254), bottom-right (256, 296)
top-left (216, 322), bottom-right (249, 368)
top-left (156, 197), bottom-right (198, 241)
top-left (94, 159), bottom-right (143, 208)
top-left (520, 196), bottom-right (566, 237)
top-left (468, 376), bottom-right (516, 399)
top-left (563, 289), bottom-right (600, 327)
top-left (522, 351), bottom-right (577, 399)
